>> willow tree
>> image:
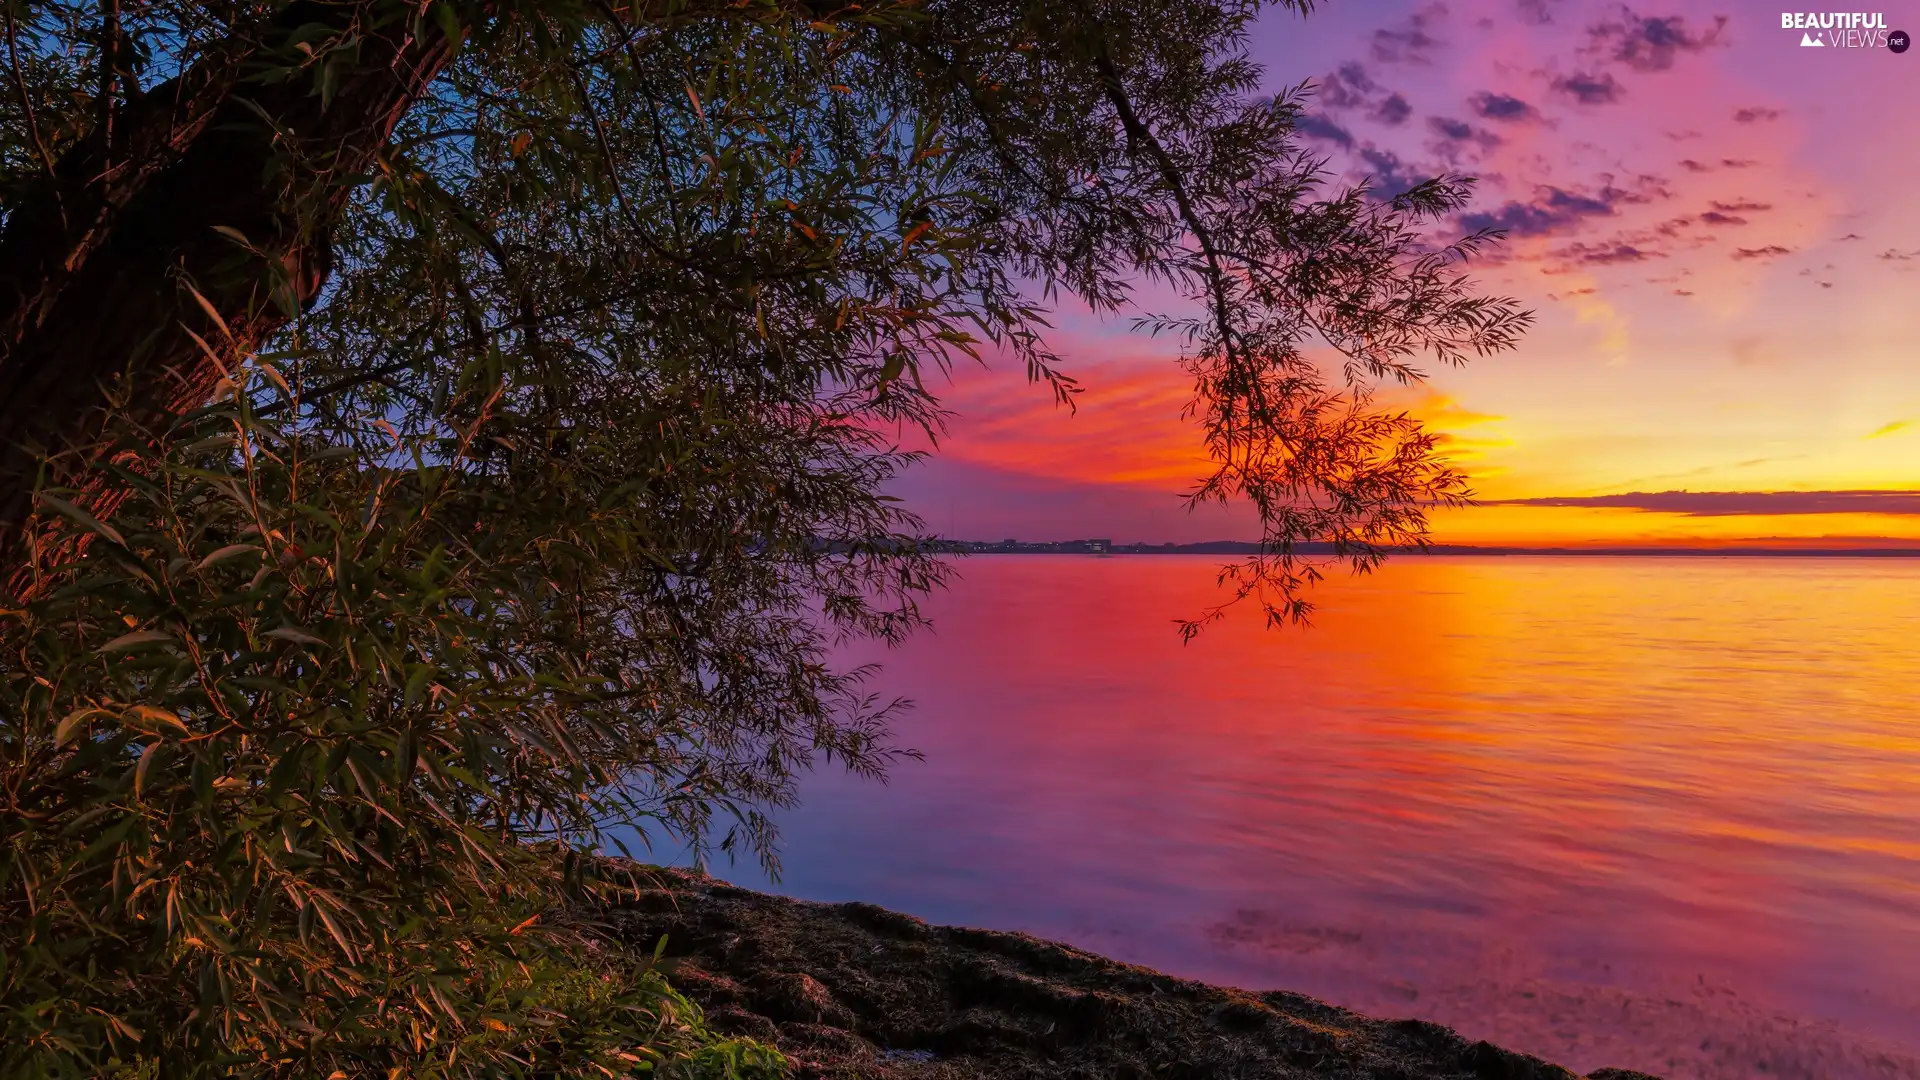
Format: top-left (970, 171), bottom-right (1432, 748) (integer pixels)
top-left (0, 0), bottom-right (1528, 1073)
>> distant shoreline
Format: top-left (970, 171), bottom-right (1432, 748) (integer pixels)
top-left (932, 540), bottom-right (1920, 558)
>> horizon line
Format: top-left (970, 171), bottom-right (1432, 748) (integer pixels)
top-left (931, 538), bottom-right (1920, 557)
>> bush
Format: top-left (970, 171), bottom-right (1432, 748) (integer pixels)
top-left (0, 400), bottom-right (863, 1076)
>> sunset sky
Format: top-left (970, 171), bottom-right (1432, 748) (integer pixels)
top-left (893, 0), bottom-right (1920, 547)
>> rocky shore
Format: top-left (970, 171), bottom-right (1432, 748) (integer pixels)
top-left (610, 866), bottom-right (1660, 1080)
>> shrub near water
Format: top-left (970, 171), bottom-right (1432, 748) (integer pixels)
top-left (0, 401), bottom-right (901, 1076)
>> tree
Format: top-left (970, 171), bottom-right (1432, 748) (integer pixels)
top-left (0, 0), bottom-right (1530, 1072)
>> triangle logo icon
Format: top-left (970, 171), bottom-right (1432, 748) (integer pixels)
top-left (1801, 31), bottom-right (1825, 45)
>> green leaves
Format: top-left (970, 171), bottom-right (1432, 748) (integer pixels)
top-left (0, 404), bottom-right (804, 1076)
top-left (263, 626), bottom-right (327, 648)
top-left (37, 494), bottom-right (126, 549)
top-left (98, 629), bottom-right (174, 654)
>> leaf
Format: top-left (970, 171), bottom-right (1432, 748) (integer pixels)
top-left (431, 1), bottom-right (462, 48)
top-left (37, 493), bottom-right (126, 548)
top-left (254, 358), bottom-right (293, 399)
top-left (134, 741), bottom-right (163, 798)
top-left (196, 544), bottom-right (263, 571)
top-left (179, 323), bottom-right (234, 378)
top-left (266, 627), bottom-right (327, 648)
top-left (319, 53), bottom-right (338, 112)
top-left (124, 706), bottom-right (191, 737)
top-left (54, 708), bottom-right (103, 747)
top-left (104, 1013), bottom-right (143, 1042)
top-left (312, 902), bottom-right (356, 960)
top-left (181, 279), bottom-right (235, 343)
top-left (899, 220), bottom-right (932, 253)
top-left (404, 664), bottom-right (435, 707)
top-left (209, 225), bottom-right (252, 248)
top-left (99, 630), bottom-right (174, 654)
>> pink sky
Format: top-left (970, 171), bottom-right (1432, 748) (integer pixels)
top-left (890, 1), bottom-right (1920, 546)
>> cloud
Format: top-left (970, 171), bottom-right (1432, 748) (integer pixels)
top-left (1587, 9), bottom-right (1729, 72)
top-left (1733, 106), bottom-right (1783, 123)
top-left (1493, 490), bottom-right (1920, 516)
top-left (1516, 0), bottom-right (1569, 23)
top-left (1372, 4), bottom-right (1447, 64)
top-left (1679, 159), bottom-right (1760, 174)
top-left (1317, 62), bottom-right (1378, 110)
top-left (1868, 421), bottom-right (1911, 439)
top-left (1429, 115), bottom-right (1475, 140)
top-left (1408, 390), bottom-right (1504, 427)
top-left (1554, 242), bottom-right (1663, 263)
top-left (1731, 245), bottom-right (1792, 260)
top-left (1551, 71), bottom-right (1622, 104)
top-left (1880, 248), bottom-right (1920, 261)
top-left (1370, 92), bottom-right (1413, 125)
top-left (1710, 199), bottom-right (1771, 213)
top-left (1296, 114), bottom-right (1356, 148)
top-left (1358, 146), bottom-right (1429, 200)
top-left (1470, 91), bottom-right (1540, 122)
top-left (1698, 211), bottom-right (1747, 226)
top-left (1459, 185), bottom-right (1618, 237)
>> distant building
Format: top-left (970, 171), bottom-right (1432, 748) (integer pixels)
top-left (1088, 538), bottom-right (1111, 554)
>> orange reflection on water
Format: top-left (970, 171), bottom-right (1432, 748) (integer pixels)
top-left (722, 555), bottom-right (1920, 1080)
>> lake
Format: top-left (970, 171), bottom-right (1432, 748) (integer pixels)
top-left (699, 555), bottom-right (1920, 1080)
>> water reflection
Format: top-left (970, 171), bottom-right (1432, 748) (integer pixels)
top-left (708, 556), bottom-right (1920, 1080)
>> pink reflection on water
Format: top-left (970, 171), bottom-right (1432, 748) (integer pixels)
top-left (715, 556), bottom-right (1920, 1079)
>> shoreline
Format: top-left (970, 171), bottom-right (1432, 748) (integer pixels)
top-left (611, 866), bottom-right (1658, 1080)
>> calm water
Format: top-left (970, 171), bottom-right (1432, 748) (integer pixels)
top-left (705, 556), bottom-right (1920, 1079)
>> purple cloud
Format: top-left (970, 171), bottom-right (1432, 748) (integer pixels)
top-left (1588, 9), bottom-right (1729, 72)
top-left (1371, 92), bottom-right (1413, 125)
top-left (1552, 71), bottom-right (1622, 104)
top-left (1569, 243), bottom-right (1662, 263)
top-left (1358, 146), bottom-right (1429, 201)
top-left (1373, 4), bottom-right (1447, 64)
top-left (1460, 186), bottom-right (1617, 236)
top-left (1296, 114), bottom-right (1356, 148)
top-left (1471, 91), bottom-right (1540, 122)
top-left (1317, 62), bottom-right (1378, 110)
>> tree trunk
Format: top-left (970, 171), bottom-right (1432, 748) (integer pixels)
top-left (0, 1), bottom-right (454, 592)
